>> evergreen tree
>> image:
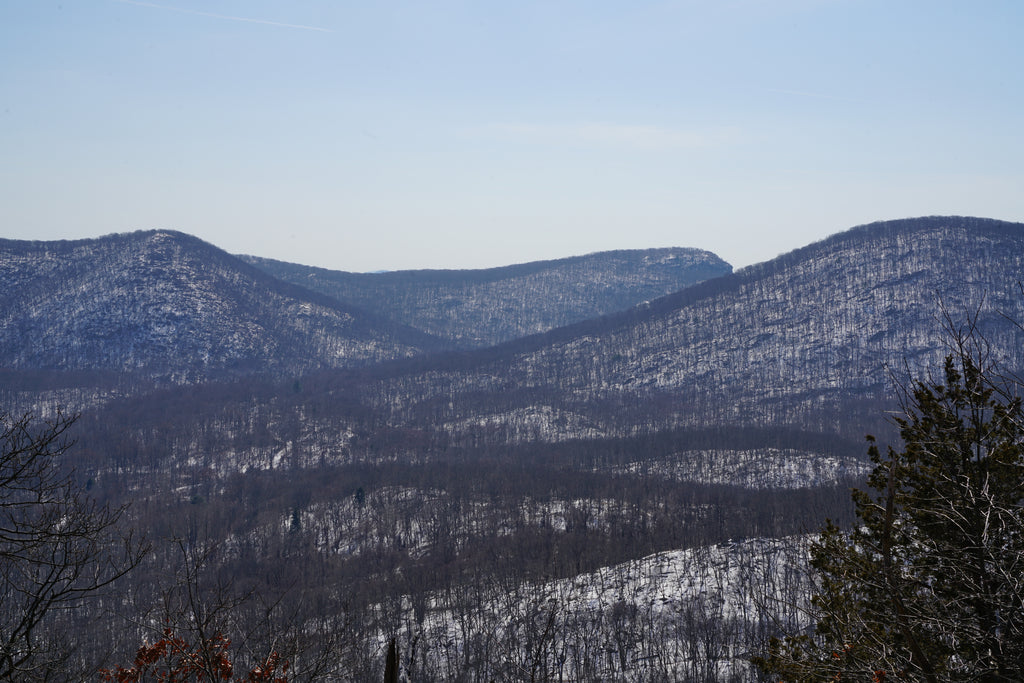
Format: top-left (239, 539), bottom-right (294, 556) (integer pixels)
top-left (756, 352), bottom-right (1024, 681)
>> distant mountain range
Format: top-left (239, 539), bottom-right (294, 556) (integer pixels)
top-left (327, 216), bottom-right (1024, 444)
top-left (12, 218), bottom-right (1024, 677)
top-left (2, 215), bottom-right (1017, 491)
top-left (1, 231), bottom-right (724, 383)
top-left (239, 248), bottom-right (731, 348)
top-left (5, 216), bottom-right (1024, 451)
top-left (0, 230), bottom-right (453, 383)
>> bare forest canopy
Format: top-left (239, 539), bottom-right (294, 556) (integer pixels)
top-left (3, 215), bottom-right (1024, 679)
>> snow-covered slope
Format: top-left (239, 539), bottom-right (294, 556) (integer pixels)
top-left (344, 216), bottom-right (1024, 441)
top-left (0, 230), bottom-right (446, 382)
top-left (241, 247), bottom-right (731, 348)
top-left (372, 536), bottom-right (813, 681)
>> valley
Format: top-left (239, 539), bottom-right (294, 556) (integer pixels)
top-left (2, 216), bottom-right (1023, 680)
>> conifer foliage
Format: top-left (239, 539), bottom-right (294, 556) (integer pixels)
top-left (757, 349), bottom-right (1024, 681)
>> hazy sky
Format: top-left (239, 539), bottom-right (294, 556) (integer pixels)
top-left (2, 1), bottom-right (1022, 271)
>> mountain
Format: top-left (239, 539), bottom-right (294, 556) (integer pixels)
top-left (64, 216), bottom-right (1024, 490)
top-left (239, 248), bottom-right (731, 347)
top-left (9, 216), bottom-right (1024, 491)
top-left (0, 230), bottom-right (447, 383)
top-left (19, 216), bottom-right (1019, 679)
top-left (316, 216), bottom-right (1024, 443)
top-left (1, 233), bottom-right (731, 390)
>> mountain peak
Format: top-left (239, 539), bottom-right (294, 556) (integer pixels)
top-left (0, 230), bottom-right (446, 383)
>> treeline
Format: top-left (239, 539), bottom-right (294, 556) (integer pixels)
top-left (43, 499), bottom-right (822, 681)
top-left (48, 423), bottom-right (860, 678)
top-left (50, 469), bottom-right (840, 680)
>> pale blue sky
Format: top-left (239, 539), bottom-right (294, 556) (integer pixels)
top-left (2, 1), bottom-right (1022, 271)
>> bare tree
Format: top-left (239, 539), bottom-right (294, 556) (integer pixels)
top-left (122, 532), bottom-right (353, 682)
top-left (0, 411), bottom-right (148, 680)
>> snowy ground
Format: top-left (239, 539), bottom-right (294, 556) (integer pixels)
top-left (610, 447), bottom-right (872, 489)
top-left (375, 535), bottom-right (815, 681)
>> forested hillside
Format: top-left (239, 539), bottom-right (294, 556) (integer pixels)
top-left (240, 247), bottom-right (730, 347)
top-left (0, 230), bottom-right (446, 383)
top-left (334, 216), bottom-right (1024, 443)
top-left (2, 216), bottom-right (1023, 680)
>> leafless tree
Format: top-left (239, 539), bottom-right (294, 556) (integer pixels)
top-left (0, 411), bottom-right (148, 680)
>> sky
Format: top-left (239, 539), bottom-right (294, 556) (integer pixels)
top-left (2, 1), bottom-right (1023, 272)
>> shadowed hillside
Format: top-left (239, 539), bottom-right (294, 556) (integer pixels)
top-left (241, 247), bottom-right (731, 347)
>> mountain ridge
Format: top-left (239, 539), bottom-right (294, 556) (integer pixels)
top-left (240, 246), bottom-right (731, 347)
top-left (61, 216), bottom-right (1024, 477)
top-left (0, 229), bottom-right (449, 383)
top-left (297, 216), bottom-right (1024, 445)
top-left (9, 217), bottom-right (1021, 680)
top-left (0, 230), bottom-right (733, 390)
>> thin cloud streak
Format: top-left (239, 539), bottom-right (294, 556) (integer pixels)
top-left (762, 87), bottom-right (858, 103)
top-left (112, 0), bottom-right (333, 33)
top-left (482, 122), bottom-right (742, 149)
